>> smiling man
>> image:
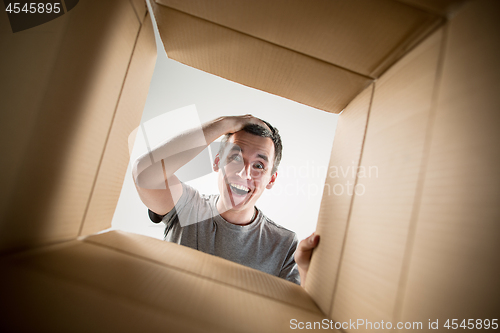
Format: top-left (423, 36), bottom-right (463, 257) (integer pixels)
top-left (132, 115), bottom-right (319, 286)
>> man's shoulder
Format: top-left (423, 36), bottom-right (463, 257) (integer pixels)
top-left (259, 212), bottom-right (297, 242)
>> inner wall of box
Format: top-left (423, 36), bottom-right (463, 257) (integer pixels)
top-left (1, 0), bottom-right (498, 329)
top-left (0, 0), bottom-right (156, 253)
top-left (308, 0), bottom-right (499, 324)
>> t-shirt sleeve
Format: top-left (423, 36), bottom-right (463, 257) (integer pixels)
top-left (148, 209), bottom-right (165, 223)
top-left (147, 182), bottom-right (209, 229)
top-left (146, 182), bottom-right (194, 222)
top-left (279, 234), bottom-right (301, 285)
top-left (146, 182), bottom-right (200, 241)
top-left (147, 181), bottom-right (192, 224)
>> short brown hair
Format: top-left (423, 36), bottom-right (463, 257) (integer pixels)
top-left (219, 121), bottom-right (282, 174)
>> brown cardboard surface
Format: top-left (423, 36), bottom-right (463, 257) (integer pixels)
top-left (306, 84), bottom-right (373, 315)
top-left (129, 0), bottom-right (147, 22)
top-left (2, 0), bottom-right (498, 330)
top-left (331, 28), bottom-right (443, 327)
top-left (0, 9), bottom-right (69, 238)
top-left (400, 0), bottom-right (500, 323)
top-left (1, 265), bottom-right (202, 332)
top-left (153, 3), bottom-right (372, 114)
top-left (80, 14), bottom-right (157, 236)
top-left (84, 230), bottom-right (320, 313)
top-left (0, 0), bottom-right (140, 253)
top-left (156, 0), bottom-right (442, 78)
top-left (396, 0), bottom-right (467, 16)
top-left (1, 236), bottom-right (331, 332)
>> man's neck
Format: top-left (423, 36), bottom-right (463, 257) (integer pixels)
top-left (216, 200), bottom-right (256, 226)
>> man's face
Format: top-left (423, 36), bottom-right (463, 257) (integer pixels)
top-left (215, 131), bottom-right (277, 214)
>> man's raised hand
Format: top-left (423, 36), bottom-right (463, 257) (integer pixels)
top-left (225, 114), bottom-right (273, 134)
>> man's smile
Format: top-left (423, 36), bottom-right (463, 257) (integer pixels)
top-left (229, 183), bottom-right (251, 195)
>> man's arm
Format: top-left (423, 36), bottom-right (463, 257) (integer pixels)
top-left (132, 115), bottom-right (267, 215)
top-left (295, 233), bottom-right (320, 287)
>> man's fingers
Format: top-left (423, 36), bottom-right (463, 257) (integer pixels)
top-left (310, 234), bottom-right (320, 247)
top-left (240, 114), bottom-right (272, 132)
top-left (253, 117), bottom-right (273, 133)
top-left (295, 233), bottom-right (320, 274)
top-left (229, 114), bottom-right (271, 133)
top-left (298, 234), bottom-right (320, 252)
top-left (247, 117), bottom-right (272, 133)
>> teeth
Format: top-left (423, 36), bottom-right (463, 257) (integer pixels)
top-left (231, 183), bottom-right (250, 192)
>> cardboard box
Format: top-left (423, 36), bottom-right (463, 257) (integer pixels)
top-left (1, 0), bottom-right (498, 331)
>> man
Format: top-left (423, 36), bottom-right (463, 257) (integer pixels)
top-left (132, 115), bottom-right (319, 286)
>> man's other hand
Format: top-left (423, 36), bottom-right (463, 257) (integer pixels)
top-left (295, 233), bottom-right (320, 287)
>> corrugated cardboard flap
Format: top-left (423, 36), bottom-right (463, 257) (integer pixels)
top-left (152, 1), bottom-right (373, 114)
top-left (84, 230), bottom-right (319, 312)
top-left (0, 230), bottom-right (330, 332)
top-left (151, 0), bottom-right (459, 113)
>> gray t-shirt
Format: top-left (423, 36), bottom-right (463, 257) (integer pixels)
top-left (154, 183), bottom-right (300, 285)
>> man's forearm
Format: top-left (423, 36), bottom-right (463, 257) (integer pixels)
top-left (132, 116), bottom-right (249, 189)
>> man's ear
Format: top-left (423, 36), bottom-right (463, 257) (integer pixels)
top-left (266, 172), bottom-right (278, 189)
top-left (213, 154), bottom-right (220, 172)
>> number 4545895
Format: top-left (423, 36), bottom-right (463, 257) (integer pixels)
top-left (5, 3), bottom-right (61, 14)
top-left (444, 319), bottom-right (498, 330)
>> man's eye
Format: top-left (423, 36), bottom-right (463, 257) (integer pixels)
top-left (253, 163), bottom-right (264, 170)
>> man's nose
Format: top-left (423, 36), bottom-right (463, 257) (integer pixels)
top-left (236, 163), bottom-right (252, 179)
